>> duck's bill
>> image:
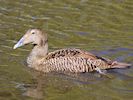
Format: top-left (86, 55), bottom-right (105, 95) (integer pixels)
top-left (13, 37), bottom-right (24, 49)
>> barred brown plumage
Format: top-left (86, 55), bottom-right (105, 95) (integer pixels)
top-left (13, 29), bottom-right (131, 74)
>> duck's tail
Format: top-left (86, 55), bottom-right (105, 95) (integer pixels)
top-left (111, 61), bottom-right (131, 68)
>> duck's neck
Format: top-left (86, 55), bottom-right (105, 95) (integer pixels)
top-left (31, 43), bottom-right (48, 57)
top-left (27, 43), bottom-right (48, 67)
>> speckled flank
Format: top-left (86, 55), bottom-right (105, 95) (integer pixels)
top-left (41, 57), bottom-right (111, 73)
top-left (37, 49), bottom-right (111, 73)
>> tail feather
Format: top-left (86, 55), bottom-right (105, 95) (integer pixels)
top-left (111, 61), bottom-right (131, 68)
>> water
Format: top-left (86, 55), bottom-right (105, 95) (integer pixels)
top-left (0, 0), bottom-right (133, 100)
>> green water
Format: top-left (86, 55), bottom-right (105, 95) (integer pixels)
top-left (0, 0), bottom-right (133, 100)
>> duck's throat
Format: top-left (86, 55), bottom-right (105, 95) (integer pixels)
top-left (27, 43), bottom-right (48, 68)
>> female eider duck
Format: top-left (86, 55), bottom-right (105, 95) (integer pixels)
top-left (13, 29), bottom-right (131, 74)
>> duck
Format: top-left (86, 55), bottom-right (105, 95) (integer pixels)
top-left (13, 29), bottom-right (131, 74)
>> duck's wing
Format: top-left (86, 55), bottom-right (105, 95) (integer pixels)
top-left (45, 48), bottom-right (97, 60)
top-left (45, 48), bottom-right (113, 67)
top-left (46, 48), bottom-right (112, 63)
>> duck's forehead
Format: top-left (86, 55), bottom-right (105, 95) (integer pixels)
top-left (26, 29), bottom-right (36, 34)
top-left (30, 29), bottom-right (37, 33)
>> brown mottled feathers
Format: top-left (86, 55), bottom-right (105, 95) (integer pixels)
top-left (39, 48), bottom-right (113, 73)
top-left (45, 48), bottom-right (95, 60)
top-left (45, 48), bottom-right (111, 64)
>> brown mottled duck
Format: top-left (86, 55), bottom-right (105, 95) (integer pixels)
top-left (13, 29), bottom-right (131, 74)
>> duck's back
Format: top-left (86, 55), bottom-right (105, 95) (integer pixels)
top-left (40, 48), bottom-right (112, 73)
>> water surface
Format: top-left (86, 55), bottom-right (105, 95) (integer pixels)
top-left (0, 0), bottom-right (133, 100)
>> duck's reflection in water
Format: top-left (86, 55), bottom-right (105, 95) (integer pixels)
top-left (22, 68), bottom-right (114, 99)
top-left (23, 70), bottom-right (46, 99)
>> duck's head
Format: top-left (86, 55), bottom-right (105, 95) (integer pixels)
top-left (13, 29), bottom-right (47, 49)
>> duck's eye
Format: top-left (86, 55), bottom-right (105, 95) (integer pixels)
top-left (32, 32), bottom-right (35, 34)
